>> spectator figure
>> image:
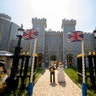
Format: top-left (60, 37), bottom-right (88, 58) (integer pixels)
top-left (65, 59), bottom-right (68, 68)
top-left (69, 59), bottom-right (72, 66)
top-left (0, 60), bottom-right (7, 74)
top-left (49, 61), bottom-right (55, 83)
top-left (57, 62), bottom-right (65, 83)
top-left (0, 60), bottom-right (8, 88)
top-left (46, 61), bottom-right (49, 68)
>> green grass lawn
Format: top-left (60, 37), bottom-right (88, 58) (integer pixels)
top-left (64, 67), bottom-right (79, 85)
top-left (64, 67), bottom-right (96, 96)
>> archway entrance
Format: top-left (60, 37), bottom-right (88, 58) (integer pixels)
top-left (67, 54), bottom-right (73, 66)
top-left (38, 53), bottom-right (44, 67)
top-left (50, 55), bottom-right (57, 61)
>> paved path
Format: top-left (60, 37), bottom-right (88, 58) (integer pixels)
top-left (33, 69), bottom-right (82, 96)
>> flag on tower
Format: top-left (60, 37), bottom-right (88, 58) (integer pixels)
top-left (22, 28), bottom-right (38, 40)
top-left (68, 31), bottom-right (83, 42)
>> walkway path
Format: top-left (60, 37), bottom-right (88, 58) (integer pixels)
top-left (32, 69), bottom-right (82, 96)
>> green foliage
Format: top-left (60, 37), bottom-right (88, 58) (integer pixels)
top-left (9, 89), bottom-right (28, 96)
top-left (50, 55), bottom-right (57, 61)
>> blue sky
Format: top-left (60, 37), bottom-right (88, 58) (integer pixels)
top-left (0, 0), bottom-right (96, 32)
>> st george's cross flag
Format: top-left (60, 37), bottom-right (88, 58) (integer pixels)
top-left (68, 31), bottom-right (84, 42)
top-left (22, 28), bottom-right (38, 40)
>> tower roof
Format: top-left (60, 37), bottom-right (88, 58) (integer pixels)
top-left (32, 18), bottom-right (47, 28)
top-left (0, 13), bottom-right (11, 21)
top-left (61, 19), bottom-right (76, 28)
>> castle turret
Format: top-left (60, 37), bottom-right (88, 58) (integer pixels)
top-left (0, 13), bottom-right (11, 21)
top-left (32, 18), bottom-right (47, 55)
top-left (61, 19), bottom-right (76, 32)
top-left (61, 19), bottom-right (76, 64)
top-left (32, 18), bottom-right (47, 28)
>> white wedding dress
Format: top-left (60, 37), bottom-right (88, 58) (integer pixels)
top-left (57, 66), bottom-right (65, 83)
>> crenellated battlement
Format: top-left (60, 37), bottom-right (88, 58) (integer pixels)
top-left (61, 19), bottom-right (76, 28)
top-left (0, 13), bottom-right (11, 21)
top-left (32, 17), bottom-right (47, 27)
top-left (46, 30), bottom-right (63, 36)
top-left (84, 32), bottom-right (93, 35)
top-left (84, 32), bottom-right (93, 38)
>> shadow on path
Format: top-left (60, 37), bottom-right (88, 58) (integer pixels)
top-left (58, 81), bottom-right (66, 87)
top-left (49, 82), bottom-right (57, 87)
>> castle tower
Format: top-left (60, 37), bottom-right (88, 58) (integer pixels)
top-left (0, 13), bottom-right (19, 52)
top-left (0, 13), bottom-right (11, 21)
top-left (61, 19), bottom-right (76, 63)
top-left (32, 18), bottom-right (47, 55)
top-left (0, 13), bottom-right (12, 50)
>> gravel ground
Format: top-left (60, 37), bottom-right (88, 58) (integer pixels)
top-left (32, 69), bottom-right (82, 96)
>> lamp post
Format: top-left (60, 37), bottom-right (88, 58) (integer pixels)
top-left (6, 25), bottom-right (24, 92)
top-left (10, 26), bottom-right (24, 79)
top-left (93, 29), bottom-right (96, 39)
top-left (93, 29), bottom-right (96, 51)
top-left (93, 29), bottom-right (96, 88)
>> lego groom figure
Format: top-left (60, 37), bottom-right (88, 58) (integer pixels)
top-left (49, 61), bottom-right (55, 83)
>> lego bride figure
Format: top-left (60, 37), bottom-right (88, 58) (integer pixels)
top-left (57, 62), bottom-right (65, 83)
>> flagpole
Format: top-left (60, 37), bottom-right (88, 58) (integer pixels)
top-left (28, 37), bottom-right (37, 96)
top-left (29, 39), bottom-right (33, 69)
top-left (82, 40), bottom-right (85, 83)
top-left (30, 37), bottom-right (37, 82)
top-left (29, 39), bottom-right (33, 77)
top-left (30, 40), bottom-right (32, 56)
top-left (81, 40), bottom-right (87, 96)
